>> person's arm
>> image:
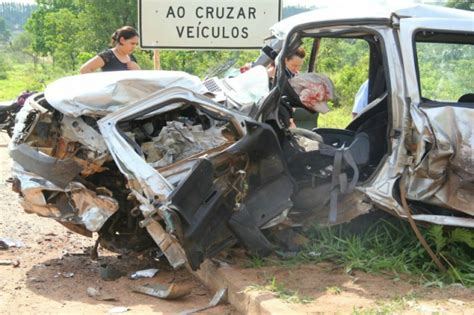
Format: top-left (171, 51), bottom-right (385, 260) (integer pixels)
top-left (127, 54), bottom-right (141, 71)
top-left (351, 80), bottom-right (369, 119)
top-left (80, 55), bottom-right (105, 74)
top-left (127, 61), bottom-right (140, 70)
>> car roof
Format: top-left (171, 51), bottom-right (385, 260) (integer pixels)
top-left (270, 4), bottom-right (473, 39)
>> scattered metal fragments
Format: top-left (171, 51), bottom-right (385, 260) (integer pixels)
top-left (99, 263), bottom-right (125, 281)
top-left (0, 237), bottom-right (25, 250)
top-left (128, 268), bottom-right (159, 280)
top-left (179, 288), bottom-right (228, 315)
top-left (55, 272), bottom-right (74, 278)
top-left (28, 277), bottom-right (45, 283)
top-left (0, 259), bottom-right (20, 267)
top-left (87, 287), bottom-right (118, 301)
top-left (108, 306), bottom-right (129, 314)
top-left (131, 282), bottom-right (192, 300)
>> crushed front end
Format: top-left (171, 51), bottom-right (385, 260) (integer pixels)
top-left (9, 71), bottom-right (293, 270)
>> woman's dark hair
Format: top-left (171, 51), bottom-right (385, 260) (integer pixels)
top-left (286, 47), bottom-right (306, 60)
top-left (111, 26), bottom-right (139, 46)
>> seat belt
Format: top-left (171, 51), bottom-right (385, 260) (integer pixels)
top-left (321, 145), bottom-right (360, 223)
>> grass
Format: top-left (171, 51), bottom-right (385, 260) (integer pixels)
top-left (246, 255), bottom-right (266, 268)
top-left (325, 286), bottom-right (342, 295)
top-left (0, 63), bottom-right (39, 100)
top-left (247, 276), bottom-right (314, 304)
top-left (3, 56), bottom-right (470, 289)
top-left (318, 104), bottom-right (352, 129)
top-left (300, 219), bottom-right (474, 287)
top-left (352, 293), bottom-right (416, 315)
top-left (1, 50), bottom-right (355, 130)
top-left (247, 217), bottom-right (474, 288)
top-left (0, 51), bottom-right (75, 101)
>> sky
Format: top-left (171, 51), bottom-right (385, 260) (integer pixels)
top-left (284, 0), bottom-right (445, 6)
top-left (1, 0), bottom-right (35, 3)
top-left (2, 0), bottom-right (446, 6)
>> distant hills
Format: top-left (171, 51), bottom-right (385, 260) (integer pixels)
top-left (0, 2), bottom-right (36, 31)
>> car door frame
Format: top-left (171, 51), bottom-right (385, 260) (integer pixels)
top-left (398, 17), bottom-right (474, 225)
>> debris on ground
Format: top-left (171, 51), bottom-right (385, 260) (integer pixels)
top-left (87, 287), bottom-right (119, 301)
top-left (0, 259), bottom-right (20, 267)
top-left (131, 282), bottom-right (193, 300)
top-left (108, 306), bottom-right (130, 314)
top-left (28, 277), bottom-right (45, 283)
top-left (99, 263), bottom-right (126, 281)
top-left (55, 272), bottom-right (74, 278)
top-left (128, 268), bottom-right (159, 280)
top-left (0, 237), bottom-right (25, 249)
top-left (179, 287), bottom-right (228, 315)
top-left (60, 250), bottom-right (89, 258)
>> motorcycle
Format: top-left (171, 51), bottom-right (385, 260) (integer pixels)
top-left (0, 91), bottom-right (35, 137)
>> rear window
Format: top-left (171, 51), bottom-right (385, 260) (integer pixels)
top-left (415, 31), bottom-right (473, 103)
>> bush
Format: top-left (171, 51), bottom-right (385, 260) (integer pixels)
top-left (0, 56), bottom-right (8, 80)
top-left (77, 51), bottom-right (95, 68)
top-left (134, 49), bottom-right (154, 70)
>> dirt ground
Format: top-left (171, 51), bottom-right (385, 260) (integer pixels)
top-left (227, 251), bottom-right (474, 314)
top-left (0, 133), bottom-right (234, 315)
top-left (1, 131), bottom-right (474, 315)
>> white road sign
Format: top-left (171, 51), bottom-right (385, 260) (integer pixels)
top-left (139, 0), bottom-right (281, 49)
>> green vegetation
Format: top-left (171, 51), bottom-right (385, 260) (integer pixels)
top-left (316, 38), bottom-right (369, 108)
top-left (0, 2), bottom-right (36, 33)
top-left (247, 255), bottom-right (266, 269)
top-left (417, 42), bottom-right (473, 102)
top-left (248, 276), bottom-right (314, 304)
top-left (352, 292), bottom-right (417, 315)
top-left (256, 218), bottom-right (474, 287)
top-left (0, 50), bottom-right (74, 100)
top-left (0, 0), bottom-right (472, 292)
top-left (318, 104), bottom-right (352, 129)
top-left (0, 55), bottom-right (7, 81)
top-left (446, 0), bottom-right (474, 10)
top-left (325, 286), bottom-right (342, 295)
top-left (0, 16), bottom-right (9, 42)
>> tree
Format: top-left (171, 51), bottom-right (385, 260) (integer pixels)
top-left (25, 1), bottom-right (84, 69)
top-left (10, 31), bottom-right (38, 65)
top-left (446, 0), bottom-right (473, 11)
top-left (26, 7), bottom-right (56, 57)
top-left (0, 2), bottom-right (36, 31)
top-left (25, 0), bottom-right (138, 69)
top-left (22, 2), bottom-right (314, 73)
top-left (76, 0), bottom-right (138, 53)
top-left (0, 57), bottom-right (7, 80)
top-left (43, 8), bottom-right (83, 70)
top-left (0, 17), bottom-right (10, 42)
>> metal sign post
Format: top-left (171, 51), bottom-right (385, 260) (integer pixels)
top-left (153, 49), bottom-right (161, 69)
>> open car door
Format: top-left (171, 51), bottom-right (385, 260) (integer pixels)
top-left (399, 18), bottom-right (474, 227)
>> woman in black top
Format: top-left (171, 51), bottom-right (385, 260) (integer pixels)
top-left (278, 47), bottom-right (306, 128)
top-left (80, 26), bottom-right (140, 73)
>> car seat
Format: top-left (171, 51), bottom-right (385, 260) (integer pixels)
top-left (287, 128), bottom-right (370, 222)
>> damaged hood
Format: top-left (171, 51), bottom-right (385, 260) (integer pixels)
top-left (44, 70), bottom-right (208, 117)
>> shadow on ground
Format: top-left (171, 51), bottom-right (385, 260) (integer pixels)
top-left (23, 249), bottom-right (227, 314)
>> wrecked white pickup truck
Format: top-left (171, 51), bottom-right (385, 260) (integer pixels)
top-left (9, 4), bottom-right (473, 270)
